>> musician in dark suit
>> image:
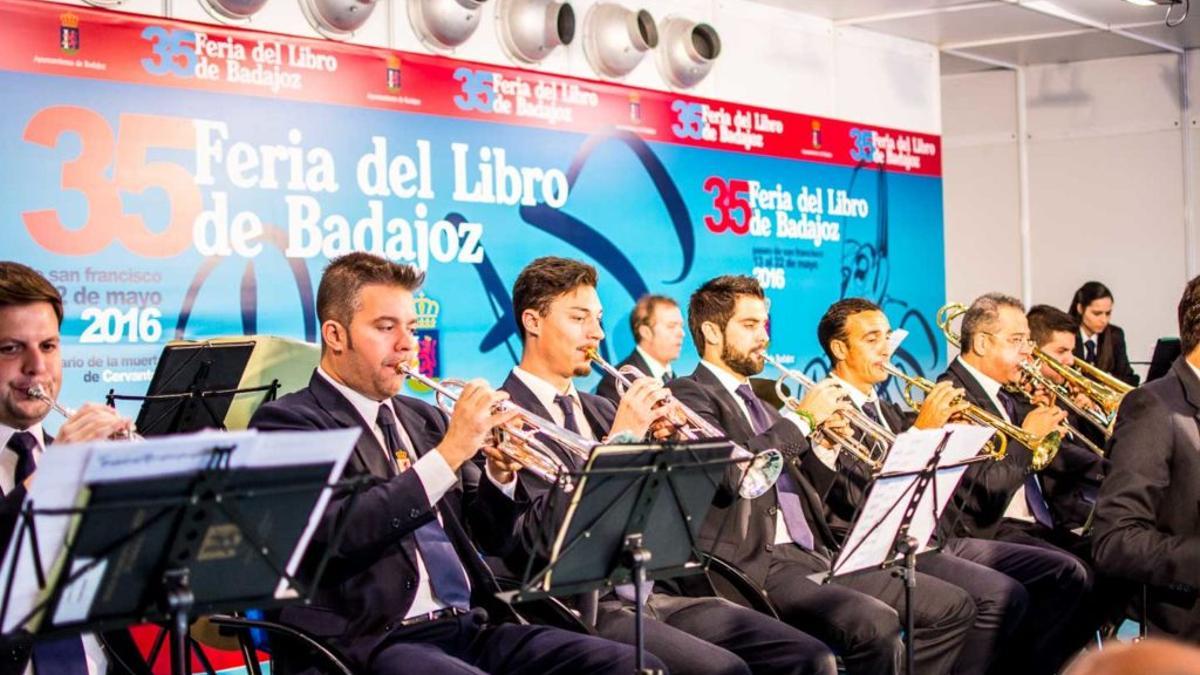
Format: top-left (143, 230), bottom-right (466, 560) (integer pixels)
top-left (248, 253), bottom-right (654, 675)
top-left (485, 257), bottom-right (837, 675)
top-left (0, 262), bottom-right (147, 675)
top-left (936, 293), bottom-right (1107, 671)
top-left (1025, 304), bottom-right (1109, 529)
top-left (1069, 281), bottom-right (1140, 387)
top-left (594, 294), bottom-right (683, 404)
top-left (1093, 274), bottom-right (1200, 639)
top-left (667, 276), bottom-right (976, 675)
top-left (816, 297), bottom-right (1093, 675)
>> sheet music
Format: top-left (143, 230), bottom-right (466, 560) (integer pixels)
top-left (0, 428), bottom-right (358, 633)
top-left (831, 423), bottom-right (995, 576)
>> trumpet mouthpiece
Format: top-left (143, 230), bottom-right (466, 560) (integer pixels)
top-left (584, 348), bottom-right (601, 361)
top-left (27, 385), bottom-right (47, 400)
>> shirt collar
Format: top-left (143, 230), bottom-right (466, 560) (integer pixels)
top-left (1080, 329), bottom-right (1097, 344)
top-left (635, 346), bottom-right (671, 380)
top-left (511, 366), bottom-right (579, 413)
top-left (830, 374), bottom-right (876, 409)
top-left (700, 360), bottom-right (747, 396)
top-left (1187, 359), bottom-right (1200, 387)
top-left (0, 422), bottom-right (46, 453)
top-left (956, 356), bottom-right (1003, 400)
top-left (317, 366), bottom-right (396, 427)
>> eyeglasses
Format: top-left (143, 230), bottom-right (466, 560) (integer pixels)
top-left (980, 332), bottom-right (1034, 349)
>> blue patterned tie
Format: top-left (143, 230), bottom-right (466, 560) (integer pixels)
top-left (735, 385), bottom-right (814, 550)
top-left (553, 394), bottom-right (581, 435)
top-left (32, 636), bottom-right (88, 675)
top-left (376, 405), bottom-right (471, 610)
top-left (996, 391), bottom-right (1056, 529)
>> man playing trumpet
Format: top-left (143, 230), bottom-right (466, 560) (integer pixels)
top-left (248, 253), bottom-right (655, 675)
top-left (483, 256), bottom-right (837, 675)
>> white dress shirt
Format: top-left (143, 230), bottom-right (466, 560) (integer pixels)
top-left (510, 367), bottom-right (596, 441)
top-left (634, 346), bottom-right (673, 382)
top-left (954, 358), bottom-right (1036, 523)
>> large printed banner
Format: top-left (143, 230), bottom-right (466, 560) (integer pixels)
top-left (1, 0), bottom-right (947, 418)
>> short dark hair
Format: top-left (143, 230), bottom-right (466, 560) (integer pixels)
top-left (316, 253), bottom-right (424, 332)
top-left (0, 261), bottom-right (63, 326)
top-left (1027, 304), bottom-right (1078, 347)
top-left (687, 275), bottom-right (763, 356)
top-left (817, 298), bottom-right (881, 362)
top-left (630, 294), bottom-right (679, 344)
top-left (960, 293), bottom-right (1024, 355)
top-left (511, 257), bottom-right (598, 343)
top-left (1178, 276), bottom-right (1200, 354)
top-left (1069, 281), bottom-right (1113, 320)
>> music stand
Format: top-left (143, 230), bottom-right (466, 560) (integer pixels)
top-left (500, 440), bottom-right (737, 675)
top-left (824, 426), bottom-right (993, 675)
top-left (0, 429), bottom-right (362, 675)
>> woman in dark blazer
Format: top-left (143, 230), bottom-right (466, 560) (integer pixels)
top-left (1069, 281), bottom-right (1140, 387)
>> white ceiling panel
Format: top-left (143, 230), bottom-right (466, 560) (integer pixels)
top-left (960, 29), bottom-right (1170, 65)
top-left (841, 4), bottom-right (1083, 47)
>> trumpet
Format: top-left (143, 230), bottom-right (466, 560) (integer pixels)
top-left (28, 385), bottom-right (143, 440)
top-left (1038, 349), bottom-right (1126, 426)
top-left (585, 349), bottom-right (783, 499)
top-left (1013, 358), bottom-right (1108, 456)
top-left (762, 354), bottom-right (896, 472)
top-left (398, 365), bottom-right (597, 491)
top-left (933, 302), bottom-right (1065, 469)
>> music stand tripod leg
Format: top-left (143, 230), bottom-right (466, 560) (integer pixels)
top-left (163, 568), bottom-right (194, 675)
top-left (893, 536), bottom-right (919, 675)
top-left (621, 534), bottom-right (658, 675)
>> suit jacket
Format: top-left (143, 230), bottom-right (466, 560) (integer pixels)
top-left (666, 365), bottom-right (829, 587)
top-left (492, 372), bottom-right (618, 568)
top-left (0, 432), bottom-right (43, 675)
top-left (593, 349), bottom-right (657, 406)
top-left (937, 360), bottom-right (1037, 540)
top-left (248, 371), bottom-right (521, 671)
top-left (1072, 323), bottom-right (1140, 387)
top-left (1092, 356), bottom-right (1200, 639)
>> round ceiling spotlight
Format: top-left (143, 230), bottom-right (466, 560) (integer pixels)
top-left (496, 0), bottom-right (575, 64)
top-left (408, 0), bottom-right (488, 52)
top-left (583, 3), bottom-right (657, 79)
top-left (299, 0), bottom-right (380, 39)
top-left (655, 16), bottom-right (720, 89)
top-left (198, 0), bottom-right (271, 23)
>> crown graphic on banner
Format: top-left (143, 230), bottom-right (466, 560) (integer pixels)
top-left (414, 293), bottom-right (440, 329)
top-left (60, 12), bottom-right (79, 28)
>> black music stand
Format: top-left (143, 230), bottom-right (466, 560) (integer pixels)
top-left (113, 340), bottom-right (279, 435)
top-left (825, 428), bottom-right (988, 675)
top-left (0, 435), bottom-right (364, 675)
top-left (500, 440), bottom-right (737, 675)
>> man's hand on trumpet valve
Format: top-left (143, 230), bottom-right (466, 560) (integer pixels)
top-left (56, 402), bottom-right (135, 444)
top-left (610, 376), bottom-right (672, 440)
top-left (795, 379), bottom-right (849, 426)
top-left (437, 379), bottom-right (521, 474)
top-left (816, 411), bottom-right (853, 449)
top-left (1022, 404), bottom-right (1068, 439)
top-left (480, 445), bottom-right (524, 485)
top-left (913, 381), bottom-right (971, 430)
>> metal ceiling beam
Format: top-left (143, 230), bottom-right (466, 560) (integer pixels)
top-left (832, 1), bottom-right (1005, 27)
top-left (1014, 0), bottom-right (1183, 54)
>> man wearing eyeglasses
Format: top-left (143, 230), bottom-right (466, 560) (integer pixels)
top-left (935, 293), bottom-right (1106, 673)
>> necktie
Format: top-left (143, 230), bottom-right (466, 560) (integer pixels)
top-left (553, 394), bottom-right (581, 435)
top-left (8, 431), bottom-right (38, 487)
top-left (1025, 475), bottom-right (1055, 529)
top-left (861, 400), bottom-right (883, 425)
top-left (662, 370), bottom-right (674, 384)
top-left (996, 389), bottom-right (1018, 423)
top-left (32, 635), bottom-right (88, 675)
top-left (1084, 339), bottom-right (1097, 364)
top-left (734, 385), bottom-right (815, 549)
top-left (376, 404), bottom-right (471, 610)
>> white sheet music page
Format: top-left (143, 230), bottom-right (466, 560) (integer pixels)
top-left (0, 427), bottom-right (358, 633)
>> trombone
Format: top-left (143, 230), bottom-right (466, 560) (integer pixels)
top-left (398, 365), bottom-right (597, 491)
top-left (586, 349), bottom-right (783, 499)
top-left (1017, 357), bottom-right (1110, 454)
top-left (28, 385), bottom-right (143, 440)
top-left (934, 303), bottom-right (1062, 470)
top-left (762, 354), bottom-right (896, 472)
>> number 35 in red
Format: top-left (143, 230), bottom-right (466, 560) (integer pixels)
top-left (703, 176), bottom-right (751, 235)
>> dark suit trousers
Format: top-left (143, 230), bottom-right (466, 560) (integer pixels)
top-left (371, 609), bottom-right (659, 675)
top-left (761, 544), bottom-right (975, 675)
top-left (918, 550), bottom-right (1029, 675)
top-left (595, 594), bottom-right (837, 675)
top-left (943, 535), bottom-right (1091, 675)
